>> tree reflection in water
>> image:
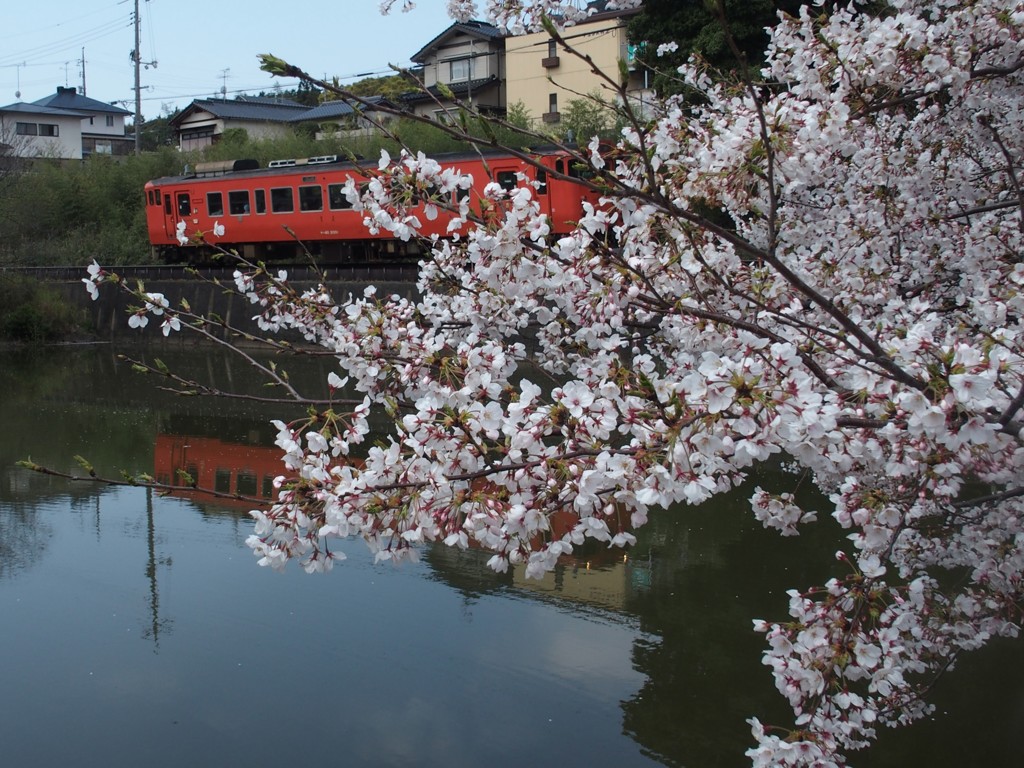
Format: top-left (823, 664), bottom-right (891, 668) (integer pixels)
top-left (3, 345), bottom-right (1024, 767)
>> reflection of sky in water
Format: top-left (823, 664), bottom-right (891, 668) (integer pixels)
top-left (0, 485), bottom-right (655, 768)
top-left (0, 501), bottom-right (54, 579)
top-left (3, 346), bottom-right (1024, 768)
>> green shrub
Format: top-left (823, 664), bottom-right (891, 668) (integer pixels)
top-left (0, 274), bottom-right (87, 342)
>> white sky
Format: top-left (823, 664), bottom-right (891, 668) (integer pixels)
top-left (0, 0), bottom-right (457, 117)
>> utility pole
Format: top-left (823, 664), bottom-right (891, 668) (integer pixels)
top-left (80, 48), bottom-right (86, 95)
top-left (133, 0), bottom-right (142, 154)
top-left (131, 0), bottom-right (156, 154)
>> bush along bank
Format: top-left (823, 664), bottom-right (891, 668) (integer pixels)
top-left (0, 273), bottom-right (90, 342)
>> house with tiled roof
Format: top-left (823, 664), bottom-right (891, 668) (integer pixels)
top-left (31, 86), bottom-right (133, 156)
top-left (0, 86), bottom-right (132, 160)
top-left (170, 96), bottom-right (310, 151)
top-left (401, 20), bottom-right (507, 119)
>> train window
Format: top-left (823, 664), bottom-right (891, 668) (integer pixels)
top-left (236, 471), bottom-right (258, 497)
top-left (328, 183), bottom-right (352, 210)
top-left (412, 184), bottom-right (441, 206)
top-left (555, 159), bottom-right (565, 175)
top-left (536, 169), bottom-right (548, 194)
top-left (153, 189), bottom-right (161, 205)
top-left (455, 187), bottom-right (471, 204)
top-left (229, 190), bottom-right (250, 215)
top-left (255, 189), bottom-right (266, 215)
top-left (299, 185), bottom-right (323, 212)
top-left (568, 161), bottom-right (596, 181)
top-left (214, 468), bottom-right (232, 494)
top-left (207, 192), bottom-right (224, 217)
top-left (177, 193), bottom-right (191, 217)
top-left (270, 187), bottom-right (294, 213)
top-left (164, 196), bottom-right (172, 215)
top-left (496, 171), bottom-right (517, 192)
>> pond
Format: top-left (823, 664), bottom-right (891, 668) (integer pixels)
top-left (1, 344), bottom-right (1021, 767)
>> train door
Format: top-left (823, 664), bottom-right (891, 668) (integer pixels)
top-left (158, 189), bottom-right (175, 240)
top-left (548, 156), bottom-right (596, 234)
top-left (491, 163), bottom-right (552, 219)
top-left (161, 189), bottom-right (193, 236)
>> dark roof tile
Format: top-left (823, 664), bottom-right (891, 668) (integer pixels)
top-left (411, 20), bottom-right (505, 63)
top-left (32, 87), bottom-right (131, 115)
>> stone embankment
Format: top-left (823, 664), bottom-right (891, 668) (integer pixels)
top-left (15, 264), bottom-right (419, 341)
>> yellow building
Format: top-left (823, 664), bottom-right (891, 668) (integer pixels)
top-left (505, 4), bottom-right (651, 135)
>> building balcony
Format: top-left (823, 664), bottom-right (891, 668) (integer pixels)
top-left (542, 111), bottom-right (561, 124)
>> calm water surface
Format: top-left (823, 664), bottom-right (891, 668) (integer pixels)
top-left (1, 345), bottom-right (1021, 767)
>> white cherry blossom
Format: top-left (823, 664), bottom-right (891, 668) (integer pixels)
top-left (85, 1), bottom-right (1024, 765)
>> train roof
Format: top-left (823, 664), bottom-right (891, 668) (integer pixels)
top-left (145, 145), bottom-right (577, 187)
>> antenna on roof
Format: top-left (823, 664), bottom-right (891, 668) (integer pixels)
top-left (220, 68), bottom-right (231, 98)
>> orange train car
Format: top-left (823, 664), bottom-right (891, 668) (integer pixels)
top-left (153, 433), bottom-right (283, 509)
top-left (143, 148), bottom-right (600, 264)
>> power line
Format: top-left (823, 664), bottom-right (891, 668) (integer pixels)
top-left (0, 17), bottom-right (130, 68)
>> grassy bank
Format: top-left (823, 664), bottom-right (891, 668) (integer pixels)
top-left (0, 274), bottom-right (90, 342)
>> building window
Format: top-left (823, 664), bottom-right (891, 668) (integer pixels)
top-left (38, 123), bottom-right (59, 137)
top-left (105, 115), bottom-right (115, 127)
top-left (15, 122), bottom-right (37, 136)
top-left (543, 93), bottom-right (560, 123)
top-left (449, 57), bottom-right (472, 82)
top-left (543, 39), bottom-right (560, 68)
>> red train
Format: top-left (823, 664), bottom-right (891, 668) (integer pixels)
top-left (143, 148), bottom-right (599, 264)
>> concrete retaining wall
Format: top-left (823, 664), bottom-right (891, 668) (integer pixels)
top-left (51, 277), bottom-right (420, 341)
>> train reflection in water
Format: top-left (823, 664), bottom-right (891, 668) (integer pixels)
top-left (153, 432), bottom-right (280, 510)
top-left (152, 426), bottom-right (644, 612)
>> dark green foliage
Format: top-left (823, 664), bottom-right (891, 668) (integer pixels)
top-left (0, 148), bottom-right (181, 266)
top-left (0, 274), bottom-right (87, 342)
top-left (628, 0), bottom-right (803, 95)
top-left (342, 74), bottom-right (411, 101)
top-left (139, 113), bottom-right (179, 151)
top-left (294, 79), bottom-right (323, 107)
top-left (559, 92), bottom-right (617, 143)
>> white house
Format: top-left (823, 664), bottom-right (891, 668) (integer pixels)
top-left (0, 103), bottom-right (88, 160)
top-left (0, 87), bottom-right (133, 160)
top-left (31, 87), bottom-right (133, 156)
